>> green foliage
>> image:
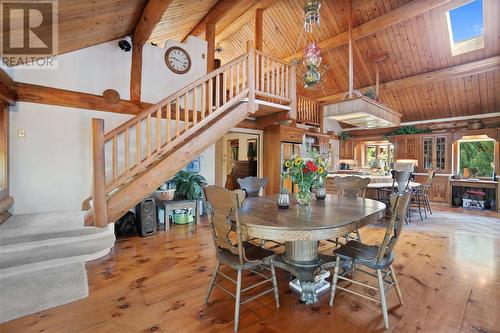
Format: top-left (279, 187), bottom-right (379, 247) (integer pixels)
top-left (459, 141), bottom-right (494, 177)
top-left (366, 147), bottom-right (377, 168)
top-left (389, 126), bottom-right (432, 136)
top-left (171, 170), bottom-right (208, 200)
top-left (363, 88), bottom-right (377, 100)
top-left (340, 132), bottom-right (351, 141)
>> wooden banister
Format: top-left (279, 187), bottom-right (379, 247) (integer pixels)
top-left (297, 95), bottom-right (320, 126)
top-left (86, 48), bottom-right (296, 225)
top-left (91, 118), bottom-right (108, 227)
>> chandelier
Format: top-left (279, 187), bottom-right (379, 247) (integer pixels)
top-left (295, 0), bottom-right (330, 90)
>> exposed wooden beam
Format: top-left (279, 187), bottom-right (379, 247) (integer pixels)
top-left (215, 0), bottom-right (277, 45)
top-left (182, 0), bottom-right (242, 42)
top-left (0, 67), bottom-right (15, 105)
top-left (319, 55), bottom-right (500, 103)
top-left (206, 22), bottom-right (216, 72)
top-left (131, 0), bottom-right (174, 102)
top-left (133, 0), bottom-right (174, 47)
top-left (255, 8), bottom-right (263, 51)
top-left (14, 81), bottom-right (224, 123)
top-left (283, 0), bottom-right (452, 62)
top-left (130, 46), bottom-right (143, 102)
top-left (14, 82), bottom-right (150, 115)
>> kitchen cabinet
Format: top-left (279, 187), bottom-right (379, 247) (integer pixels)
top-left (394, 135), bottom-right (418, 159)
top-left (421, 134), bottom-right (451, 172)
top-left (340, 140), bottom-right (355, 160)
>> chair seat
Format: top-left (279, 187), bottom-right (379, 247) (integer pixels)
top-left (335, 240), bottom-right (394, 270)
top-left (217, 241), bottom-right (276, 270)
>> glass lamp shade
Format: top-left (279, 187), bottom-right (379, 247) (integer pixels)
top-left (303, 66), bottom-right (321, 87)
top-left (304, 43), bottom-right (322, 67)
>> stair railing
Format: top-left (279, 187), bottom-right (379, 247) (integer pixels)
top-left (254, 50), bottom-right (296, 113)
top-left (88, 43), bottom-right (296, 226)
top-left (297, 95), bottom-right (320, 126)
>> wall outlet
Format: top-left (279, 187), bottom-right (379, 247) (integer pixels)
top-left (18, 129), bottom-right (26, 138)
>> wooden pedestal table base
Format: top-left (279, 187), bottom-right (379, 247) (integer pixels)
top-left (238, 195), bottom-right (386, 304)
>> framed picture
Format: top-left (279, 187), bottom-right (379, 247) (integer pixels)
top-left (186, 157), bottom-right (201, 173)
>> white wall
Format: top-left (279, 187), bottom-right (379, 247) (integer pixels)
top-left (9, 37), bottom-right (214, 215)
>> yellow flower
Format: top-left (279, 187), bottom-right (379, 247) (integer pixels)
top-left (284, 160), bottom-right (291, 168)
top-left (318, 166), bottom-right (324, 174)
top-left (294, 158), bottom-right (302, 166)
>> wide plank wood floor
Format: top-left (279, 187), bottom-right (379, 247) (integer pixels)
top-left (2, 206), bottom-right (499, 333)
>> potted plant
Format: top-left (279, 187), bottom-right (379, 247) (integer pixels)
top-left (170, 170), bottom-right (208, 222)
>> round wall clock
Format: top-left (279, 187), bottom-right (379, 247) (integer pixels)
top-left (165, 46), bottom-right (192, 74)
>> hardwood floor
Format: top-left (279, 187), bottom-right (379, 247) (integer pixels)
top-left (2, 206), bottom-right (499, 333)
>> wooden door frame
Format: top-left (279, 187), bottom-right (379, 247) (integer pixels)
top-left (0, 102), bottom-right (8, 200)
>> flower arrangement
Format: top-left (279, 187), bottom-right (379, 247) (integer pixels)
top-left (282, 148), bottom-right (327, 205)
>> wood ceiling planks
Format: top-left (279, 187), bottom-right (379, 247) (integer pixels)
top-left (57, 0), bottom-right (147, 55)
top-left (149, 0), bottom-right (218, 45)
top-left (214, 0), bottom-right (499, 122)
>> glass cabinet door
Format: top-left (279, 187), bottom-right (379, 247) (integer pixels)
top-left (423, 138), bottom-right (433, 169)
top-left (422, 136), bottom-right (447, 171)
top-left (435, 137), bottom-right (446, 170)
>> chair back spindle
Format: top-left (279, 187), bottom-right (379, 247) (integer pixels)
top-left (331, 176), bottom-right (370, 199)
top-left (376, 191), bottom-right (411, 263)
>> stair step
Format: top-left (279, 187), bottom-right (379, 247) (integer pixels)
top-left (0, 262), bottom-right (89, 323)
top-left (0, 211), bottom-right (115, 277)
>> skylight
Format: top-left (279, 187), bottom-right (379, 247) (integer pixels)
top-left (446, 0), bottom-right (485, 56)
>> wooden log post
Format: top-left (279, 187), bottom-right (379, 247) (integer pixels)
top-left (206, 22), bottom-right (216, 73)
top-left (246, 41), bottom-right (256, 113)
top-left (91, 118), bottom-right (108, 227)
top-left (255, 8), bottom-right (263, 51)
top-left (289, 60), bottom-right (297, 120)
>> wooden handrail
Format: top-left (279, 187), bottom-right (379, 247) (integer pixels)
top-left (88, 47), bottom-right (297, 225)
top-left (254, 50), bottom-right (293, 103)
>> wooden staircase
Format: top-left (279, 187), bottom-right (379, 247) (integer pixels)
top-left (84, 45), bottom-right (296, 226)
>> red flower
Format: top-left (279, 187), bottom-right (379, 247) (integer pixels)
top-left (306, 160), bottom-right (318, 172)
top-left (303, 167), bottom-right (309, 173)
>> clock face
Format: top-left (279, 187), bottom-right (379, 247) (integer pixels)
top-left (165, 47), bottom-right (191, 74)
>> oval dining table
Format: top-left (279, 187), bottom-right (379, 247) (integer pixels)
top-left (238, 194), bottom-right (386, 304)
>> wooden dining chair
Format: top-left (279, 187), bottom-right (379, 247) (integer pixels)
top-left (329, 191), bottom-right (411, 329)
top-left (377, 170), bottom-right (412, 203)
top-left (325, 176), bottom-right (371, 245)
top-left (203, 186), bottom-right (280, 332)
top-left (237, 176), bottom-right (269, 197)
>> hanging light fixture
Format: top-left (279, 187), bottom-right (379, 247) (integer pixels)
top-left (303, 42), bottom-right (322, 87)
top-left (304, 0), bottom-right (321, 33)
top-left (293, 0), bottom-right (330, 89)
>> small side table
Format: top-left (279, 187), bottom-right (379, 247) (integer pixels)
top-left (158, 199), bottom-right (200, 230)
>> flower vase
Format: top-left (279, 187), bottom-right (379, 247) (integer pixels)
top-left (296, 187), bottom-right (312, 205)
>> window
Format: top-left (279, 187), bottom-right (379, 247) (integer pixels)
top-left (458, 139), bottom-right (494, 177)
top-left (446, 0), bottom-right (484, 56)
